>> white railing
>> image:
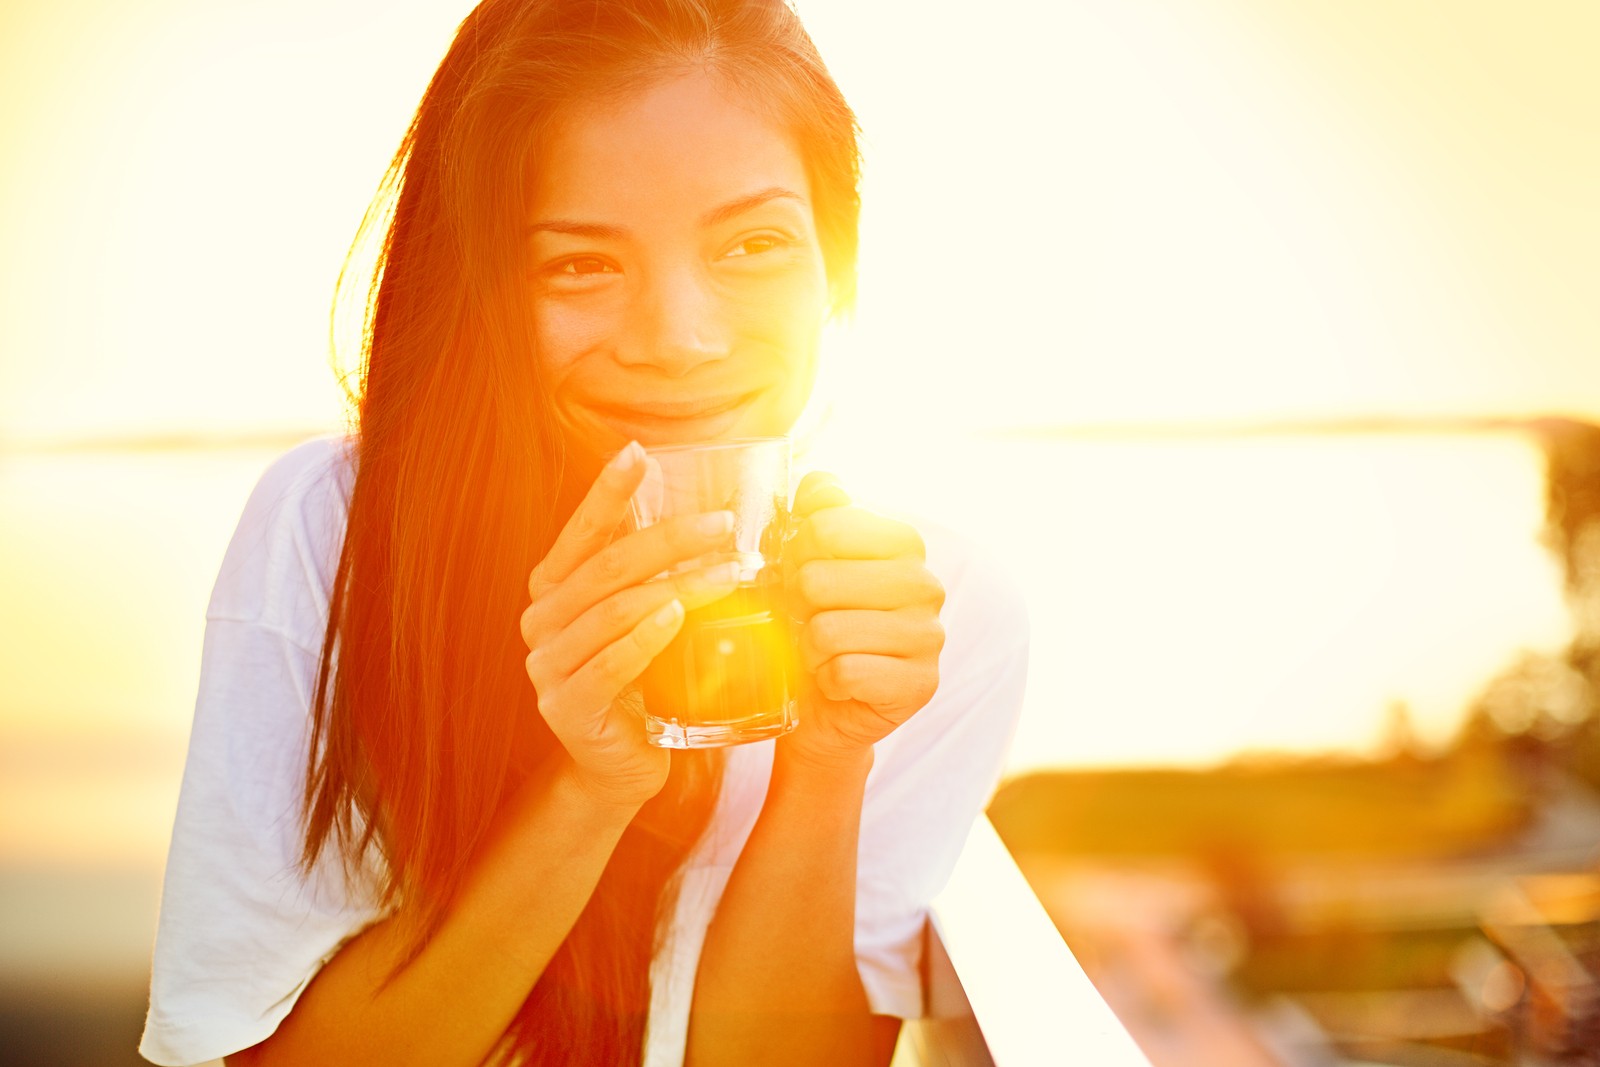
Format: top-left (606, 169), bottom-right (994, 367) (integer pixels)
top-left (892, 818), bottom-right (1152, 1067)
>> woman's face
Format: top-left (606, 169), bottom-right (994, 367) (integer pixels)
top-left (527, 70), bottom-right (830, 460)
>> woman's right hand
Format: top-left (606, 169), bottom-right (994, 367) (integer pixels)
top-left (520, 441), bottom-right (739, 810)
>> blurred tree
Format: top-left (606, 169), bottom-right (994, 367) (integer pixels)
top-left (1498, 419), bottom-right (1600, 790)
top-left (1537, 419), bottom-right (1600, 676)
top-left (1381, 700), bottom-right (1422, 760)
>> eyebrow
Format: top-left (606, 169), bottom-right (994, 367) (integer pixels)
top-left (700, 187), bottom-right (806, 228)
top-left (527, 187), bottom-right (806, 238)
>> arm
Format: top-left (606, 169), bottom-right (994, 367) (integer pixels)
top-left (684, 747), bottom-right (900, 1067)
top-left (685, 475), bottom-right (942, 1067)
top-left (229, 762), bottom-right (638, 1067)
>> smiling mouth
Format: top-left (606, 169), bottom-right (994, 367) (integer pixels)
top-left (584, 390), bottom-right (760, 424)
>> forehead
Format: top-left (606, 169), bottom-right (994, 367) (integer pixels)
top-left (529, 70), bottom-right (812, 222)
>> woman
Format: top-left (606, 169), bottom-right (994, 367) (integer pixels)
top-left (139, 1), bottom-right (1027, 1064)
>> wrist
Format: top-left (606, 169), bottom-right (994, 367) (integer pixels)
top-left (775, 736), bottom-right (875, 785)
top-left (546, 758), bottom-right (651, 829)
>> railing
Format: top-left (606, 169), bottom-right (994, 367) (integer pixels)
top-left (892, 817), bottom-right (1152, 1066)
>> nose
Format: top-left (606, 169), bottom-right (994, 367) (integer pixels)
top-left (617, 263), bottom-right (733, 377)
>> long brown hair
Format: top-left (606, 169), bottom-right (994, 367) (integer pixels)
top-left (300, 1), bottom-right (860, 1063)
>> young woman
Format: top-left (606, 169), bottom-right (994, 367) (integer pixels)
top-left (139, 1), bottom-right (1027, 1065)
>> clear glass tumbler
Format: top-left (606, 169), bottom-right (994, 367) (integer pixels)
top-left (628, 437), bottom-right (799, 749)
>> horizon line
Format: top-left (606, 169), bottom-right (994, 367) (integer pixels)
top-left (4, 412), bottom-right (1597, 454)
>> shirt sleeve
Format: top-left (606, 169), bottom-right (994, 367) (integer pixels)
top-left (140, 439), bottom-right (382, 1066)
top-left (852, 528), bottom-right (1030, 1018)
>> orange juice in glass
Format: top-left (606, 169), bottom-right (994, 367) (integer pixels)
top-left (628, 437), bottom-right (799, 748)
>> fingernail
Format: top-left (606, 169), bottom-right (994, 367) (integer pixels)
top-left (611, 442), bottom-right (640, 472)
top-left (655, 600), bottom-right (684, 626)
top-left (704, 561), bottom-right (741, 584)
top-left (698, 511), bottom-right (734, 536)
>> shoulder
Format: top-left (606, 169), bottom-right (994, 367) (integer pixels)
top-left (242, 433), bottom-right (355, 515)
top-left (919, 518), bottom-right (1030, 667)
top-left (869, 515), bottom-right (1030, 785)
top-left (208, 434), bottom-right (356, 646)
top-left (191, 434), bottom-right (356, 820)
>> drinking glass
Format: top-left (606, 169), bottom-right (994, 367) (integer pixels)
top-left (628, 437), bottom-right (799, 748)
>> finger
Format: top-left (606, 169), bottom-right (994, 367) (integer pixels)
top-left (530, 442), bottom-right (647, 597)
top-left (526, 562), bottom-right (740, 686)
top-left (791, 558), bottom-right (945, 616)
top-left (543, 599), bottom-right (686, 735)
top-left (530, 510), bottom-right (734, 635)
top-left (786, 506), bottom-right (924, 566)
top-left (800, 608), bottom-right (945, 673)
top-left (793, 470), bottom-right (852, 518)
top-left (814, 653), bottom-right (939, 711)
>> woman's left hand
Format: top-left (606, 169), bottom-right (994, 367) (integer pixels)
top-left (782, 472), bottom-right (945, 765)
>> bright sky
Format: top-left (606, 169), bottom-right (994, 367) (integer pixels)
top-left (0, 0), bottom-right (1597, 444)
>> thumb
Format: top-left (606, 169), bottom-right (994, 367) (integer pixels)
top-left (793, 470), bottom-right (852, 518)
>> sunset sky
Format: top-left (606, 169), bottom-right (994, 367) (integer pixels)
top-left (1, 0), bottom-right (1596, 445)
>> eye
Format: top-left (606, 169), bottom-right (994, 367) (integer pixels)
top-left (722, 233), bottom-right (790, 259)
top-left (555, 255), bottom-right (619, 276)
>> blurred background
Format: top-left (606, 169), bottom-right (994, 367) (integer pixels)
top-left (1, 1), bottom-right (1597, 1064)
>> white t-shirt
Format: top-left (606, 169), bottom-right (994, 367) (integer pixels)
top-left (139, 435), bottom-right (1028, 1067)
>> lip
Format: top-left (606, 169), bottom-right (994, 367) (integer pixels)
top-left (576, 388), bottom-right (765, 444)
top-left (591, 391), bottom-right (754, 420)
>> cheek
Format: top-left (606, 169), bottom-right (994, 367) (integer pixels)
top-left (734, 267), bottom-right (828, 430)
top-left (531, 293), bottom-right (625, 406)
top-left (531, 302), bottom-right (591, 384)
top-left (530, 295), bottom-right (624, 457)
